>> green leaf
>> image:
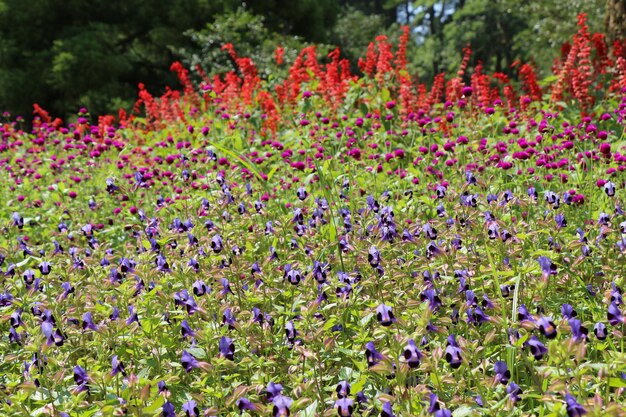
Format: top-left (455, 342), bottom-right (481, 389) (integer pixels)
top-left (232, 130), bottom-right (243, 151)
top-left (143, 395), bottom-right (165, 414)
top-left (300, 400), bottom-right (318, 417)
top-left (186, 347), bottom-right (207, 359)
top-left (351, 375), bottom-right (367, 393)
top-left (452, 405), bottom-right (476, 417)
top-left (360, 313), bottom-right (373, 327)
top-left (266, 164), bottom-right (280, 182)
top-left (381, 88), bottom-right (390, 103)
top-left (609, 377), bottom-right (626, 388)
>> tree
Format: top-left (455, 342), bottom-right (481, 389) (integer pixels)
top-left (605, 0), bottom-right (626, 43)
top-left (0, 0), bottom-right (236, 119)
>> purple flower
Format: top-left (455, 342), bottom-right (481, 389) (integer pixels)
top-left (157, 380), bottom-right (167, 393)
top-left (111, 355), bottom-right (126, 376)
top-left (610, 283), bottom-right (622, 304)
top-left (106, 178), bottom-right (119, 194)
top-left (223, 308), bottom-right (237, 329)
top-left (482, 294), bottom-right (494, 309)
top-left (323, 375), bottom-right (343, 398)
top-left (428, 393), bottom-right (441, 413)
top-left (219, 336), bottom-right (234, 360)
top-left (41, 321), bottom-right (64, 346)
top-left (376, 304), bottom-right (396, 326)
top-left (467, 306), bottom-right (490, 326)
top-left (561, 304), bottom-right (576, 319)
top-left (23, 269), bottom-right (35, 285)
top-left (312, 260), bottom-right (330, 284)
top-left (608, 302), bottom-right (625, 326)
top-left (38, 261), bottom-right (51, 275)
top-left (237, 397), bottom-right (256, 412)
top-left (61, 282), bottom-right (74, 298)
top-left (12, 212), bottom-right (24, 229)
top-left (162, 401), bottom-right (176, 417)
top-left (181, 350), bottom-right (200, 373)
top-left (425, 241), bottom-right (441, 258)
top-left (356, 391), bottom-right (367, 404)
top-left (10, 310), bottom-right (24, 328)
top-left (73, 365), bottom-right (89, 392)
top-left (507, 381), bottom-right (522, 403)
top-left (445, 335), bottom-right (462, 368)
top-left (368, 246), bottom-right (381, 267)
top-left (565, 393), bottom-right (586, 417)
top-left (285, 267), bottom-right (303, 285)
top-left (466, 170), bottom-right (477, 185)
top-left (266, 381), bottom-right (283, 401)
top-left (9, 327), bottom-right (20, 344)
top-left (423, 224), bottom-right (437, 240)
top-left (272, 395), bottom-right (292, 417)
top-left (365, 341), bottom-right (384, 368)
top-left (421, 289), bottom-right (442, 311)
top-left (220, 278), bottom-right (233, 295)
top-left (0, 291), bottom-right (13, 307)
top-left (525, 335), bottom-right (548, 360)
top-left (381, 402), bottom-right (395, 417)
top-left (82, 312), bottom-right (98, 331)
top-left (402, 339), bottom-right (423, 368)
top-left (593, 322), bottom-right (607, 340)
top-left (545, 191), bottom-right (560, 208)
top-left (126, 305), bottom-right (139, 325)
top-left (568, 318), bottom-right (588, 342)
top-left (335, 397), bottom-right (354, 416)
top-left (110, 306), bottom-right (120, 321)
top-left (604, 181), bottom-right (616, 197)
top-left (486, 222), bottom-right (499, 239)
top-left (211, 234), bottom-right (223, 253)
top-left (494, 361), bottom-right (510, 384)
top-left (182, 400), bottom-right (199, 417)
top-left (537, 256), bottom-right (557, 278)
top-left (181, 320), bottom-right (195, 339)
top-left (285, 320), bottom-right (298, 344)
top-left (536, 316), bottom-right (557, 339)
top-left (518, 305), bottom-right (533, 322)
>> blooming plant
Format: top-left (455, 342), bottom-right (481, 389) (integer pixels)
top-left (1, 13), bottom-right (626, 417)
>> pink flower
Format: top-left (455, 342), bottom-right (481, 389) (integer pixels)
top-left (290, 161), bottom-right (306, 171)
top-left (599, 143), bottom-right (611, 155)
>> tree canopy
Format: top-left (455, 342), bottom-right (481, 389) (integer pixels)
top-left (0, 0), bottom-right (621, 120)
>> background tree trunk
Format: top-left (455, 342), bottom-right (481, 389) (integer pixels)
top-left (606, 0), bottom-right (626, 43)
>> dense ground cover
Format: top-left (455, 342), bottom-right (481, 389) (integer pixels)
top-left (1, 14), bottom-right (626, 417)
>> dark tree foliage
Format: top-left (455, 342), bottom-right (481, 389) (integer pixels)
top-left (606, 0), bottom-right (626, 43)
top-left (0, 0), bottom-right (615, 120)
top-left (0, 0), bottom-right (233, 118)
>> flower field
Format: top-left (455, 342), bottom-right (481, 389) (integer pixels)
top-left (2, 14), bottom-right (626, 417)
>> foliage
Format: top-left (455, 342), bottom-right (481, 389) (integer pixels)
top-left (179, 8), bottom-right (315, 82)
top-left (331, 6), bottom-right (405, 74)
